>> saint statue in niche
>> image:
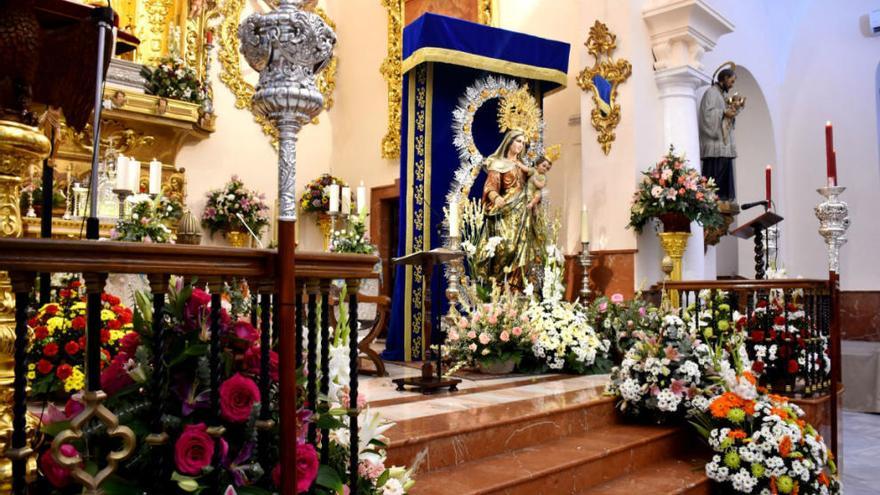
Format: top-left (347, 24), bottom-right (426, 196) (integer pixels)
top-left (699, 62), bottom-right (745, 202)
top-left (480, 129), bottom-right (549, 288)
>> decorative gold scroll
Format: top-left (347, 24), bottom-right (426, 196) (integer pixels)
top-left (217, 0), bottom-right (337, 147)
top-left (576, 21), bottom-right (631, 155)
top-left (380, 0), bottom-right (496, 159)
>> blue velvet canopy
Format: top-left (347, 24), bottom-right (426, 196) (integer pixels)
top-left (383, 13), bottom-right (570, 362)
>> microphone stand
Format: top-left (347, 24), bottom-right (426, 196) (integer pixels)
top-left (86, 7), bottom-right (115, 240)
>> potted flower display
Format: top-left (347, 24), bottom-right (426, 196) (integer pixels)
top-left (628, 146), bottom-right (722, 234)
top-left (113, 194), bottom-right (182, 243)
top-left (202, 176), bottom-right (269, 247)
top-left (300, 173), bottom-right (351, 250)
top-left (141, 57), bottom-right (206, 105)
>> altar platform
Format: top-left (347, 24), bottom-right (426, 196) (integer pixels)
top-left (362, 363), bottom-right (710, 495)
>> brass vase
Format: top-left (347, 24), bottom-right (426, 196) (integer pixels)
top-left (316, 212), bottom-right (332, 251)
top-left (225, 229), bottom-right (250, 248)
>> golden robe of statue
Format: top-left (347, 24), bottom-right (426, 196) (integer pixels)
top-left (480, 129), bottom-right (547, 287)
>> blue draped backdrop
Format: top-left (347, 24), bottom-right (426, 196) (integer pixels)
top-left (382, 13), bottom-right (570, 361)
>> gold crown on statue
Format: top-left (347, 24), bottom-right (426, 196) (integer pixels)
top-left (497, 84), bottom-right (542, 142)
top-left (543, 144), bottom-right (561, 162)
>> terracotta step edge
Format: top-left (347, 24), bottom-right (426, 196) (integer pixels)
top-left (388, 388), bottom-right (615, 448)
top-left (413, 425), bottom-right (684, 493)
top-left (580, 456), bottom-right (710, 495)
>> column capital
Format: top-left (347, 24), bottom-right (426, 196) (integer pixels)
top-left (642, 0), bottom-right (734, 73)
top-left (653, 66), bottom-right (711, 99)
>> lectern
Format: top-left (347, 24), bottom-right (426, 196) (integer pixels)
top-left (731, 211), bottom-right (783, 279)
top-left (391, 248), bottom-right (463, 394)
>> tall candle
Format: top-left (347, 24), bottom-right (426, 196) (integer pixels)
top-left (448, 201), bottom-right (460, 237)
top-left (128, 159), bottom-right (141, 192)
top-left (829, 151), bottom-right (837, 187)
top-left (340, 186), bottom-right (351, 215)
top-left (765, 165), bottom-right (772, 205)
top-left (115, 155), bottom-right (129, 190)
top-left (825, 121), bottom-right (836, 185)
top-left (357, 181), bottom-right (367, 215)
top-left (149, 158), bottom-right (162, 195)
top-left (328, 184), bottom-right (339, 213)
top-left (580, 205), bottom-right (589, 243)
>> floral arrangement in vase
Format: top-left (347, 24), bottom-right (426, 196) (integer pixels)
top-left (444, 282), bottom-right (530, 373)
top-left (300, 173), bottom-right (349, 214)
top-left (26, 280), bottom-right (137, 399)
top-left (113, 194), bottom-right (180, 243)
top-left (141, 57), bottom-right (206, 104)
top-left (330, 211), bottom-right (377, 254)
top-left (202, 176), bottom-right (269, 244)
top-left (587, 293), bottom-right (656, 360)
top-left (628, 146), bottom-right (723, 233)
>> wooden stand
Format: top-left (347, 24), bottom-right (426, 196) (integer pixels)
top-left (731, 211), bottom-right (783, 279)
top-left (391, 248), bottom-right (463, 394)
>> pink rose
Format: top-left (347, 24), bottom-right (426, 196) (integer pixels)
top-left (467, 330), bottom-right (477, 339)
top-left (244, 346), bottom-right (279, 382)
top-left (499, 331), bottom-right (510, 342)
top-left (511, 326), bottom-right (522, 337)
top-left (229, 320), bottom-right (260, 348)
top-left (297, 441), bottom-right (319, 493)
top-left (487, 314), bottom-right (498, 325)
top-left (174, 423), bottom-right (214, 475)
top-left (40, 444), bottom-right (80, 488)
top-left (611, 293), bottom-right (624, 304)
top-left (219, 373), bottom-right (260, 423)
top-left (468, 343), bottom-right (477, 351)
top-left (448, 330), bottom-right (460, 341)
top-left (479, 333), bottom-right (491, 345)
top-left (458, 318), bottom-right (468, 329)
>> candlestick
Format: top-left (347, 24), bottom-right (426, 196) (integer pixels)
top-left (765, 165), bottom-right (772, 206)
top-left (825, 121), bottom-right (836, 185)
top-left (328, 184), bottom-right (339, 213)
top-left (149, 159), bottom-right (162, 195)
top-left (580, 206), bottom-right (589, 243)
top-left (448, 201), bottom-right (460, 237)
top-left (128, 159), bottom-right (141, 193)
top-left (62, 181), bottom-right (72, 220)
top-left (357, 181), bottom-right (367, 216)
top-left (115, 155), bottom-right (129, 190)
top-left (579, 241), bottom-right (593, 302)
top-left (340, 186), bottom-right (351, 215)
top-left (815, 185), bottom-right (849, 273)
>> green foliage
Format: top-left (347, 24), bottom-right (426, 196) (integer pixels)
top-left (141, 57), bottom-right (206, 104)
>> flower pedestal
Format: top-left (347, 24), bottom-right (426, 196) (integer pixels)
top-left (225, 229), bottom-right (249, 248)
top-left (658, 231), bottom-right (690, 308)
top-left (477, 359), bottom-right (516, 375)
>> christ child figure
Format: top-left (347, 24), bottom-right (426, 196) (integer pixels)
top-left (517, 156), bottom-right (552, 210)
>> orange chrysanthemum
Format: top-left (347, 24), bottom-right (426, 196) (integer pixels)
top-left (728, 429), bottom-right (747, 440)
top-left (779, 435), bottom-right (792, 457)
top-left (741, 371), bottom-right (757, 384)
top-left (818, 472), bottom-right (830, 486)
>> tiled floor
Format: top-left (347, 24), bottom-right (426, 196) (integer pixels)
top-left (842, 410), bottom-right (880, 494)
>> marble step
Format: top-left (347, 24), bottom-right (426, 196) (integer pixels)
top-left (407, 422), bottom-right (686, 495)
top-left (385, 385), bottom-right (617, 474)
top-left (582, 456), bottom-right (710, 495)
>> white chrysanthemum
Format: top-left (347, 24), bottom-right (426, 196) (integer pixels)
top-left (731, 468), bottom-right (759, 493)
top-left (656, 388), bottom-right (681, 412)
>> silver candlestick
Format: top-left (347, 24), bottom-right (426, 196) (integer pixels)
top-left (579, 241), bottom-right (593, 302)
top-left (445, 235), bottom-right (463, 304)
top-left (62, 181), bottom-right (73, 220)
top-left (814, 185), bottom-right (849, 273)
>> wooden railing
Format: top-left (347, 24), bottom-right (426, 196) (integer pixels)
top-left (664, 278), bottom-right (841, 455)
top-left (0, 238), bottom-right (378, 494)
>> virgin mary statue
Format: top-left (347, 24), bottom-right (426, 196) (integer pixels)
top-left (480, 129), bottom-right (547, 287)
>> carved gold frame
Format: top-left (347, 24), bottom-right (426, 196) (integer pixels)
top-left (380, 0), bottom-right (497, 159)
top-left (216, 0), bottom-right (337, 147)
top-left (576, 21), bottom-right (631, 155)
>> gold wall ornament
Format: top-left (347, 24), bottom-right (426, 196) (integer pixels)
top-left (217, 0), bottom-right (337, 147)
top-left (576, 21), bottom-right (631, 155)
top-left (381, 0), bottom-right (496, 159)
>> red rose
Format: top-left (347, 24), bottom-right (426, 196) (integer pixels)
top-left (101, 329), bottom-right (111, 343)
top-left (219, 373), bottom-right (260, 423)
top-left (174, 423), bottom-right (214, 475)
top-left (787, 359), bottom-right (799, 373)
top-left (64, 397), bottom-right (84, 418)
top-left (59, 289), bottom-right (71, 299)
top-left (39, 444), bottom-right (80, 488)
top-left (37, 359), bottom-right (53, 375)
top-left (43, 342), bottom-right (59, 357)
top-left (44, 304), bottom-right (59, 315)
top-left (752, 361), bottom-right (765, 373)
top-left (100, 359), bottom-right (133, 396)
top-left (71, 316), bottom-right (86, 330)
top-left (774, 316), bottom-right (786, 326)
top-left (296, 441), bottom-right (319, 493)
top-left (70, 280), bottom-right (81, 289)
top-left (244, 346), bottom-right (279, 382)
top-left (750, 331), bottom-right (765, 342)
top-left (64, 341), bottom-right (80, 355)
top-left (119, 332), bottom-right (140, 356)
top-left (34, 326), bottom-right (49, 341)
top-left (56, 364), bottom-right (73, 381)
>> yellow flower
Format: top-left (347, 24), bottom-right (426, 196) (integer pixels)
top-left (109, 330), bottom-right (126, 342)
top-left (27, 371), bottom-right (35, 380)
top-left (63, 367), bottom-right (85, 393)
top-left (101, 309), bottom-right (116, 321)
top-left (27, 363), bottom-right (35, 370)
top-left (47, 317), bottom-right (65, 334)
top-left (71, 302), bottom-right (86, 312)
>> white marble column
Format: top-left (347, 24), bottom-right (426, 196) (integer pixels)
top-left (643, 0), bottom-right (733, 280)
